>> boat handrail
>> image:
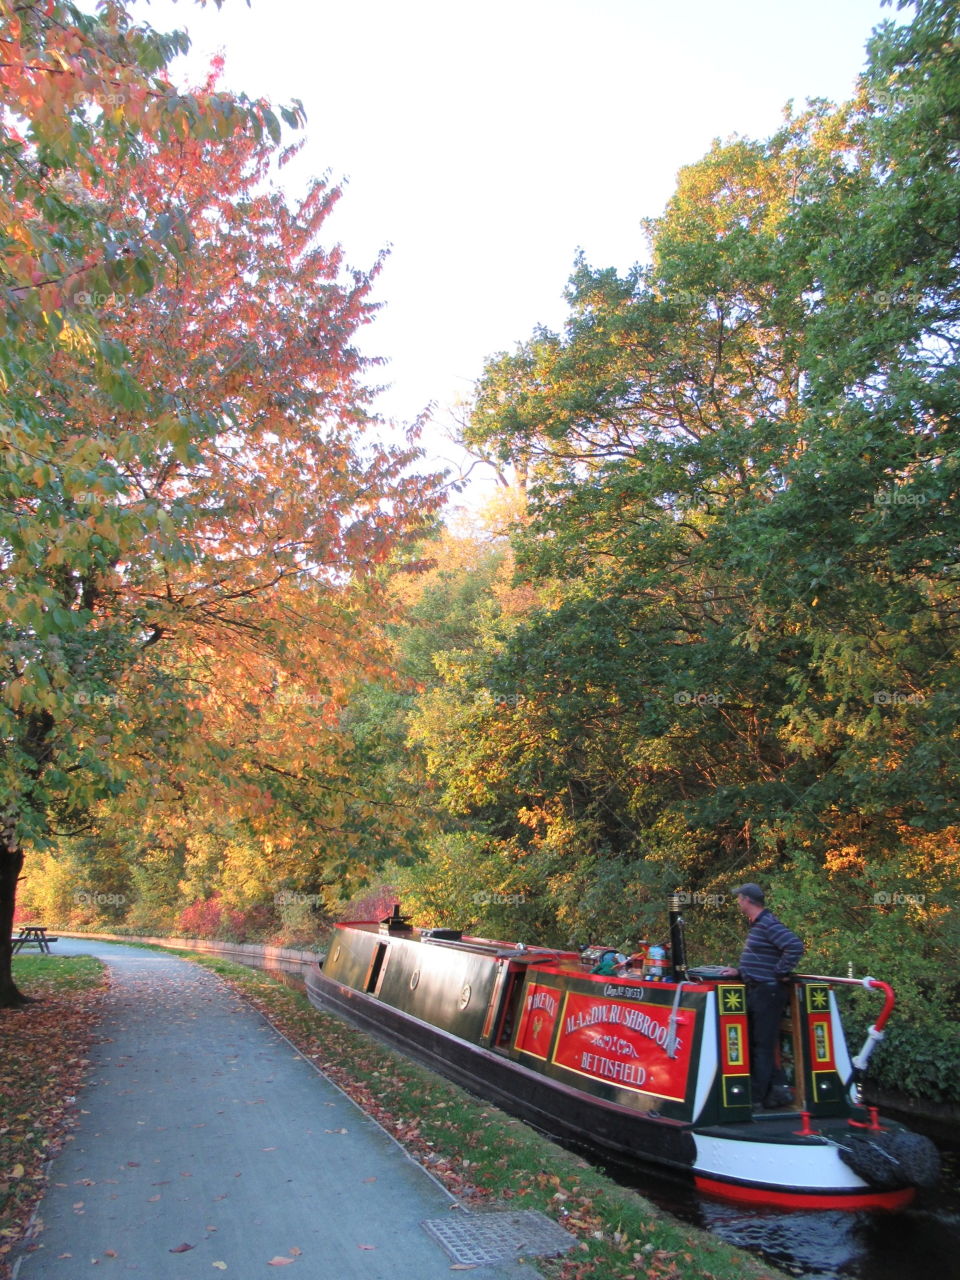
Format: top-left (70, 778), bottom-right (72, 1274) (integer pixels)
top-left (665, 981), bottom-right (685, 1059)
top-left (794, 973), bottom-right (896, 1085)
top-left (793, 973), bottom-right (895, 1024)
top-left (418, 933), bottom-right (564, 964)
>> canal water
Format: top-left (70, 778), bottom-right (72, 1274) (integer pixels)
top-left (607, 1142), bottom-right (960, 1280)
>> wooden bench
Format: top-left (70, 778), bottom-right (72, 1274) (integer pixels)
top-left (11, 926), bottom-right (57, 954)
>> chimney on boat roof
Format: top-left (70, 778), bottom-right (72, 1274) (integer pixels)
top-left (668, 892), bottom-right (688, 982)
top-left (380, 903), bottom-right (413, 934)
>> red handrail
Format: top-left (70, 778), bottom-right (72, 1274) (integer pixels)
top-left (794, 973), bottom-right (896, 1079)
top-left (795, 973), bottom-right (896, 1030)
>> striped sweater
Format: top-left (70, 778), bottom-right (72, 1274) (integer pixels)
top-left (737, 908), bottom-right (804, 982)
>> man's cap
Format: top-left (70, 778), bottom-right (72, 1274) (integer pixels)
top-left (732, 882), bottom-right (765, 904)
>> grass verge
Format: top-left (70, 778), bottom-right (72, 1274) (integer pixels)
top-left (180, 951), bottom-right (789, 1280)
top-left (0, 955), bottom-right (107, 1277)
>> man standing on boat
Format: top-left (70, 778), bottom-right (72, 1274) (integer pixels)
top-left (721, 883), bottom-right (804, 1110)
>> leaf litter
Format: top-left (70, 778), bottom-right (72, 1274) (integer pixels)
top-left (0, 958), bottom-right (107, 1279)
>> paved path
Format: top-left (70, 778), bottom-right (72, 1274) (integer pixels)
top-left (14, 941), bottom-right (542, 1280)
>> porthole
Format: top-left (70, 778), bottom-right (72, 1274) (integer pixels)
top-left (410, 968), bottom-right (421, 990)
top-left (459, 983), bottom-right (471, 1010)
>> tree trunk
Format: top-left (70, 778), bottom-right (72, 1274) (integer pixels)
top-left (0, 841), bottom-right (29, 1008)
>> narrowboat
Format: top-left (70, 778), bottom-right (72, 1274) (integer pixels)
top-left (305, 898), bottom-right (940, 1210)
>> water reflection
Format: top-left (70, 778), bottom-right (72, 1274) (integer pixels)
top-left (697, 1196), bottom-right (960, 1279)
top-left (607, 1147), bottom-right (960, 1280)
top-left (698, 1202), bottom-right (863, 1276)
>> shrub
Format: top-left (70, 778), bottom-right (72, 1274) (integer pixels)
top-left (177, 895), bottom-right (226, 939)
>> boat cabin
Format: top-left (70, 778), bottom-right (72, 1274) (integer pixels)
top-left (322, 914), bottom-right (852, 1127)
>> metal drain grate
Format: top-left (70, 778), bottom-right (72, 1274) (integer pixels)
top-left (421, 1209), bottom-right (577, 1265)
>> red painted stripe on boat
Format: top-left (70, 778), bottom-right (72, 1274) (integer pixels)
top-left (693, 1176), bottom-right (915, 1211)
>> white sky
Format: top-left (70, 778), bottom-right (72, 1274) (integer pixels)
top-left (140, 0), bottom-right (895, 502)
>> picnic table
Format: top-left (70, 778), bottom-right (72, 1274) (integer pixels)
top-left (11, 925), bottom-right (57, 954)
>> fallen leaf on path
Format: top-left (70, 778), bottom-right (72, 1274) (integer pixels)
top-left (213, 1263), bottom-right (227, 1271)
top-left (289, 1248), bottom-right (302, 1256)
top-left (147, 1195), bottom-right (161, 1202)
top-left (267, 1258), bottom-right (294, 1266)
top-left (169, 1242), bottom-right (195, 1253)
top-left (358, 1244), bottom-right (376, 1250)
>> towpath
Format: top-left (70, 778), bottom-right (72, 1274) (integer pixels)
top-left (13, 940), bottom-right (543, 1280)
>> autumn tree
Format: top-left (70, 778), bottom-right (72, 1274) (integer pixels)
top-left (0, 3), bottom-right (440, 1005)
top-left (3, 0), bottom-right (280, 1005)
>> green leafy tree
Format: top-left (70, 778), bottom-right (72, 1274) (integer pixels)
top-left (406, 0), bottom-right (960, 1093)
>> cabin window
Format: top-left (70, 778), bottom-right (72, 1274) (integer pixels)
top-left (366, 941), bottom-right (389, 993)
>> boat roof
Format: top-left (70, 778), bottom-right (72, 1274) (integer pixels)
top-left (332, 919), bottom-right (733, 991)
top-left (335, 918), bottom-right (581, 964)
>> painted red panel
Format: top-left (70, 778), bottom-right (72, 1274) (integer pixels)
top-left (550, 990), bottom-right (696, 1101)
top-left (808, 1014), bottom-right (837, 1071)
top-left (720, 1014), bottom-right (749, 1071)
top-left (514, 982), bottom-right (561, 1060)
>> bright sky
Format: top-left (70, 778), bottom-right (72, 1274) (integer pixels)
top-left (141, 0), bottom-right (895, 501)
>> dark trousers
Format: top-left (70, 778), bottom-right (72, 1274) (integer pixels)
top-left (745, 980), bottom-right (790, 1100)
